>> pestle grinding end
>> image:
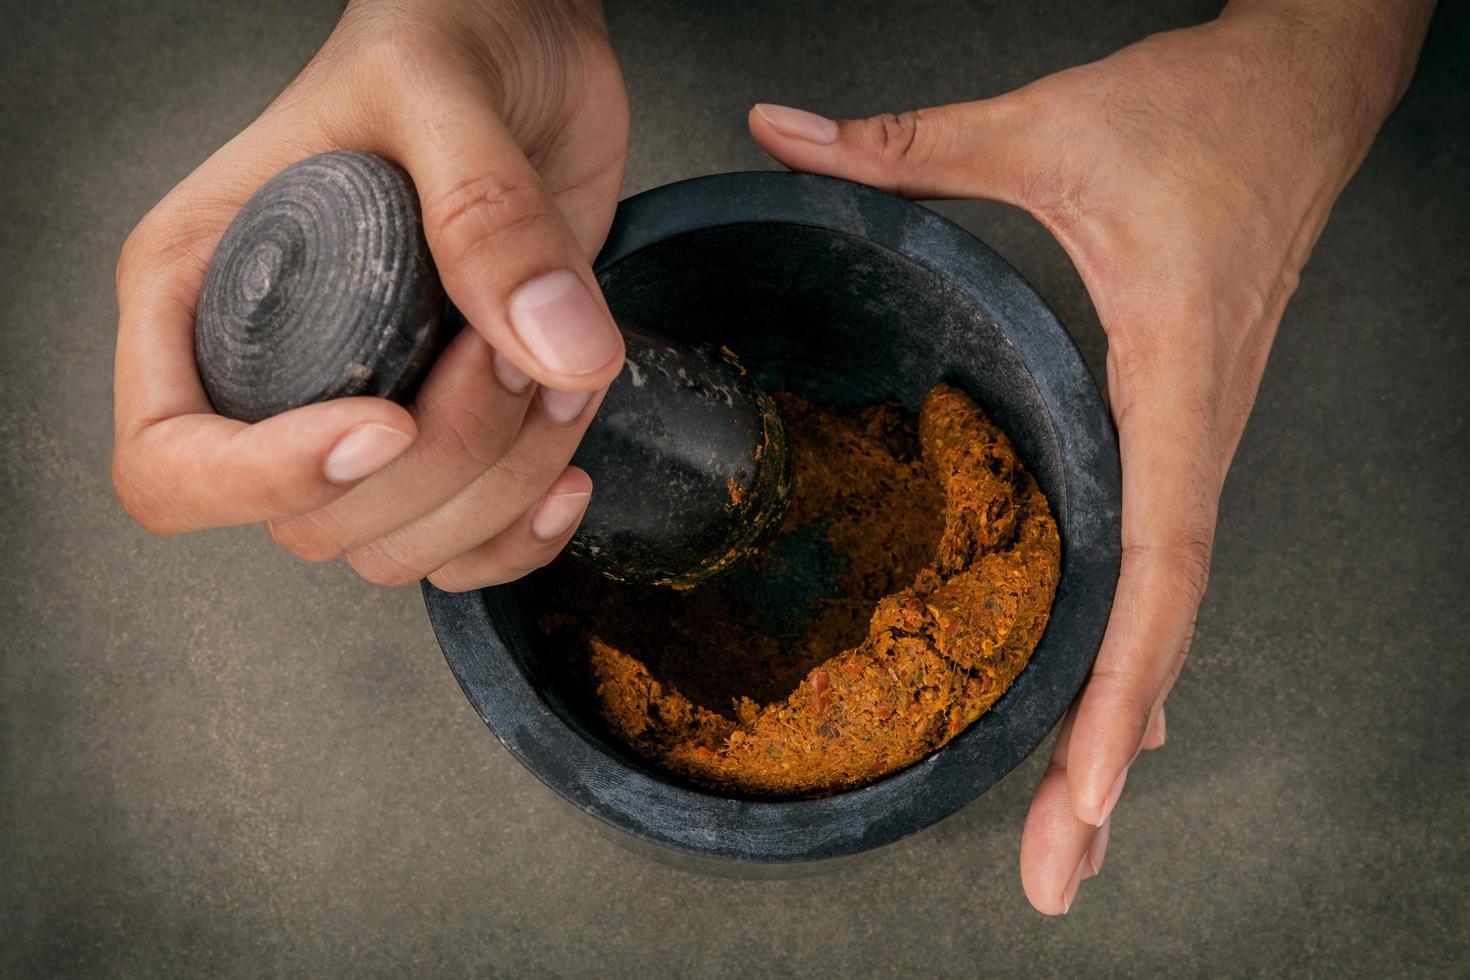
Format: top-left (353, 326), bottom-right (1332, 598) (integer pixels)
top-left (568, 334), bottom-right (793, 587)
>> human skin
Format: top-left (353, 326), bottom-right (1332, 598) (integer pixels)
top-left (113, 0), bottom-right (1435, 916)
top-left (112, 0), bottom-right (630, 591)
top-left (748, 0), bottom-right (1434, 913)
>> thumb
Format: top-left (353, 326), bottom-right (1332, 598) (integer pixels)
top-left (748, 100), bottom-right (1034, 204)
top-left (114, 399), bottom-right (417, 535)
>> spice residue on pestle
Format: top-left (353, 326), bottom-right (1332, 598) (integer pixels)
top-left (539, 383), bottom-right (1060, 798)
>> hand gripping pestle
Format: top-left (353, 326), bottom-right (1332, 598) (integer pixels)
top-left (193, 150), bottom-right (792, 586)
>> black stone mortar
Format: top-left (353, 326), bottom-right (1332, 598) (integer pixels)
top-left (422, 172), bottom-right (1121, 865)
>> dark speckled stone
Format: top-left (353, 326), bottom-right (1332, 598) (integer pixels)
top-left (423, 172), bottom-right (1122, 862)
top-left (195, 151), bottom-right (448, 423)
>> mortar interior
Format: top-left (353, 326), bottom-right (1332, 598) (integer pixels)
top-left (521, 221), bottom-right (1066, 787)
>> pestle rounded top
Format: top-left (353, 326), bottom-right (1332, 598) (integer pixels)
top-left (195, 150), bottom-right (447, 423)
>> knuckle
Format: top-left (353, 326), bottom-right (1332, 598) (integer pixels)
top-left (118, 200), bottom-right (212, 290)
top-left (1139, 696), bottom-right (1158, 737)
top-left (1088, 666), bottom-right (1156, 732)
top-left (508, 543), bottom-right (561, 579)
top-left (115, 225), bottom-right (150, 290)
top-left (488, 449), bottom-right (551, 492)
top-left (431, 558), bottom-right (534, 593)
top-left (1162, 640), bottom-right (1191, 690)
top-left (871, 111), bottom-right (922, 164)
top-left (425, 173), bottom-right (553, 268)
top-left (428, 539), bottom-right (559, 593)
top-left (265, 517), bottom-right (343, 563)
top-left (525, 540), bottom-right (563, 571)
top-left (1168, 612), bottom-right (1201, 686)
top-left (111, 452), bottom-right (176, 534)
top-left (422, 404), bottom-right (517, 473)
top-left (1125, 533), bottom-right (1214, 608)
top-left (1167, 534), bottom-right (1214, 605)
top-left (426, 564), bottom-right (481, 594)
top-left (861, 111), bottom-right (932, 191)
top-left (346, 541), bottom-right (426, 588)
top-left (249, 468), bottom-right (313, 527)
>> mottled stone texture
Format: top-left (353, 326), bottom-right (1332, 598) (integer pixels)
top-left (1, 0), bottom-right (1466, 976)
top-left (426, 174), bottom-right (1120, 860)
top-left (195, 151), bottom-right (447, 423)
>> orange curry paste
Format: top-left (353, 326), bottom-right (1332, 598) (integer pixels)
top-left (541, 383), bottom-right (1060, 798)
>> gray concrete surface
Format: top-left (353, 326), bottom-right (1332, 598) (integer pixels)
top-left (3, 0), bottom-right (1467, 976)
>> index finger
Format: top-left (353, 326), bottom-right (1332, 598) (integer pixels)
top-left (373, 67), bottom-right (625, 393)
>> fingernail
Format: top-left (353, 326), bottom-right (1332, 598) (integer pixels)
top-left (539, 387), bottom-right (594, 426)
top-left (492, 350), bottom-right (533, 394)
top-left (507, 269), bottom-right (621, 376)
top-left (1062, 853), bottom-right (1087, 914)
top-left (324, 424), bottom-right (412, 484)
top-left (532, 491), bottom-right (591, 540)
top-left (754, 103), bottom-right (838, 145)
top-left (1084, 820), bottom-right (1111, 880)
top-left (1094, 767), bottom-right (1130, 827)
